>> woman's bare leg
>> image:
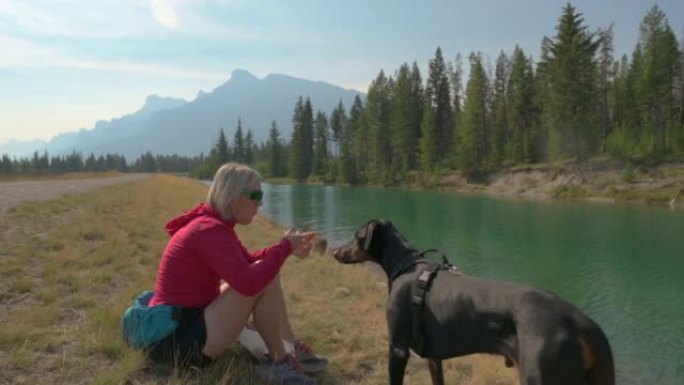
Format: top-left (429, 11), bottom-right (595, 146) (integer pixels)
top-left (271, 276), bottom-right (297, 343)
top-left (252, 275), bottom-right (291, 359)
top-left (202, 278), bottom-right (288, 361)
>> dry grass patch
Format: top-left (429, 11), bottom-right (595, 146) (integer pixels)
top-left (0, 174), bottom-right (518, 384)
top-left (0, 171), bottom-right (124, 182)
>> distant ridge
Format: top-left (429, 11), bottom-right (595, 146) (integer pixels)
top-left (0, 69), bottom-right (363, 160)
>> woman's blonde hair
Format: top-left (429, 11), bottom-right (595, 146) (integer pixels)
top-left (207, 162), bottom-right (262, 220)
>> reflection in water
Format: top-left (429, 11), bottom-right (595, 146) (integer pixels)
top-left (259, 182), bottom-right (684, 385)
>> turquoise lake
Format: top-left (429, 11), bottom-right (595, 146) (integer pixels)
top-left (254, 182), bottom-right (684, 384)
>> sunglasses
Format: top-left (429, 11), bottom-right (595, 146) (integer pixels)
top-left (242, 188), bottom-right (264, 202)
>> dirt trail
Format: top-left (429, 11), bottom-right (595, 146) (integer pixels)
top-left (0, 174), bottom-right (150, 215)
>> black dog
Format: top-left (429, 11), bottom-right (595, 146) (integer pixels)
top-left (331, 219), bottom-right (614, 385)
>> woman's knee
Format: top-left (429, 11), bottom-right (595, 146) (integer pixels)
top-left (262, 274), bottom-right (283, 295)
top-left (203, 290), bottom-right (254, 357)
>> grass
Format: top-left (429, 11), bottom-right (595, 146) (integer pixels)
top-left (0, 174), bottom-right (518, 385)
top-left (0, 171), bottom-right (124, 182)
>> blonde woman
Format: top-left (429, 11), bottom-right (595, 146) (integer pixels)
top-left (148, 162), bottom-right (325, 384)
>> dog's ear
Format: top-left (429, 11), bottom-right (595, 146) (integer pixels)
top-left (356, 219), bottom-right (377, 251)
top-left (359, 219), bottom-right (380, 251)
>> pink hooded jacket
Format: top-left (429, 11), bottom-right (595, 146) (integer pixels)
top-left (149, 203), bottom-right (292, 308)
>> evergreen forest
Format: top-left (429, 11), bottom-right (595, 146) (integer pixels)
top-left (3, 4), bottom-right (683, 187)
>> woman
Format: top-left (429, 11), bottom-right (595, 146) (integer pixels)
top-left (148, 162), bottom-right (325, 385)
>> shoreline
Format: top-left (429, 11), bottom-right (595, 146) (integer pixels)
top-left (447, 161), bottom-right (684, 208)
top-left (270, 161), bottom-right (684, 209)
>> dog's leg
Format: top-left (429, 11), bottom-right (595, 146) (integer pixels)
top-left (428, 359), bottom-right (444, 385)
top-left (388, 347), bottom-right (410, 385)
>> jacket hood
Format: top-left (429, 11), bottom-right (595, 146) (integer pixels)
top-left (165, 203), bottom-right (225, 235)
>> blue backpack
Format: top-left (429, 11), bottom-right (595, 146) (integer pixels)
top-left (121, 290), bottom-right (179, 349)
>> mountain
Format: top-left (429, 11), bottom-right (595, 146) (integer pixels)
top-left (0, 139), bottom-right (49, 158)
top-left (0, 70), bottom-right (363, 160)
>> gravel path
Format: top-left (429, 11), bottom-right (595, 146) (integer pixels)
top-left (0, 174), bottom-right (150, 215)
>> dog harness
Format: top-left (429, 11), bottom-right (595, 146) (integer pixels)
top-left (410, 249), bottom-right (462, 357)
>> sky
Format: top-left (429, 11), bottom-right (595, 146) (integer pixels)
top-left (0, 0), bottom-right (682, 145)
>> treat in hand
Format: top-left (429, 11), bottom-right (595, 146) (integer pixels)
top-left (286, 229), bottom-right (328, 258)
top-left (312, 236), bottom-right (328, 256)
top-left (302, 231), bottom-right (319, 241)
top-left (301, 231), bottom-right (328, 256)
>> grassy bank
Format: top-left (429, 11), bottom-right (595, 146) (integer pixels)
top-left (0, 175), bottom-right (517, 384)
top-left (268, 160), bottom-right (684, 208)
top-left (441, 159), bottom-right (684, 207)
top-left (0, 171), bottom-right (125, 183)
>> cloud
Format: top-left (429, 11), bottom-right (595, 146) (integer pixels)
top-left (0, 1), bottom-right (77, 36)
top-left (0, 33), bottom-right (225, 81)
top-left (0, 34), bottom-right (57, 67)
top-left (149, 0), bottom-right (181, 30)
top-left (0, 0), bottom-right (150, 38)
top-left (0, 0), bottom-right (283, 43)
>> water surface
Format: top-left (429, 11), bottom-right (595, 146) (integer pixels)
top-left (259, 182), bottom-right (684, 385)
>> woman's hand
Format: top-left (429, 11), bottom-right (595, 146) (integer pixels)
top-left (284, 229), bottom-right (318, 259)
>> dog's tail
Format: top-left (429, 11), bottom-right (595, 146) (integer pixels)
top-left (583, 322), bottom-right (615, 385)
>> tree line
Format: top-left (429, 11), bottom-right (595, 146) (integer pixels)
top-left (3, 4), bottom-right (683, 185)
top-left (0, 151), bottom-right (206, 176)
top-left (220, 3), bottom-right (684, 184)
top-left (258, 4), bottom-right (684, 184)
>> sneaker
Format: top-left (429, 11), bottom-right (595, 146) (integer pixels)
top-left (255, 355), bottom-right (317, 385)
top-left (294, 340), bottom-right (328, 374)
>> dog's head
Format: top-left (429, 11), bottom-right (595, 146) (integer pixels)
top-left (331, 219), bottom-right (393, 264)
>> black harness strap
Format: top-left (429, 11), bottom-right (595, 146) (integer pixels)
top-left (420, 249), bottom-right (463, 275)
top-left (410, 250), bottom-right (462, 357)
top-left (387, 251), bottom-right (428, 292)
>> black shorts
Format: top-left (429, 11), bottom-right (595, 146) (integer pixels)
top-left (148, 307), bottom-right (212, 368)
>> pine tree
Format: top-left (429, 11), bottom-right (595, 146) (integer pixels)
top-left (421, 47), bottom-right (453, 168)
top-left (233, 119), bottom-right (245, 163)
top-left (448, 54), bottom-right (464, 167)
top-left (608, 48), bottom-right (647, 158)
top-left (352, 95), bottom-right (370, 184)
top-left (507, 46), bottom-right (537, 163)
top-left (1, 154), bottom-right (15, 175)
top-left (66, 151), bottom-right (84, 172)
top-left (597, 25), bottom-right (615, 154)
top-left (303, 98), bottom-right (314, 169)
top-left (267, 121), bottom-right (286, 177)
top-left (365, 70), bottom-right (392, 184)
top-left (215, 128), bottom-right (230, 165)
top-left (544, 3), bottom-right (600, 161)
top-left (607, 54), bottom-right (631, 158)
top-left (312, 111), bottom-right (329, 177)
top-left (244, 129), bottom-right (254, 165)
top-left (289, 97), bottom-right (314, 181)
top-left (458, 53), bottom-right (489, 177)
top-left (676, 32), bottom-right (684, 154)
top-left (409, 62), bottom-right (424, 170)
top-left (390, 63), bottom-right (415, 177)
top-left (490, 50), bottom-right (509, 167)
top-left (289, 97), bottom-right (305, 180)
top-left (329, 100), bottom-right (347, 158)
top-left (637, 4), bottom-right (680, 156)
top-left (534, 37), bottom-right (554, 162)
top-left (340, 96), bottom-right (363, 184)
top-left (84, 153), bottom-right (96, 172)
top-left (329, 101), bottom-right (348, 181)
top-left (419, 104), bottom-right (436, 172)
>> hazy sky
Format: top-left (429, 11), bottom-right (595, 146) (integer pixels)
top-left (1, 0), bottom-right (682, 144)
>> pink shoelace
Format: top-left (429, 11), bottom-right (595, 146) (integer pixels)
top-left (294, 339), bottom-right (316, 356)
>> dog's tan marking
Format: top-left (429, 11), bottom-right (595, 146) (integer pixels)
top-left (579, 333), bottom-right (597, 370)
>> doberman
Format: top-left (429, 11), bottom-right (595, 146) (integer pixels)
top-left (330, 219), bottom-right (615, 385)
